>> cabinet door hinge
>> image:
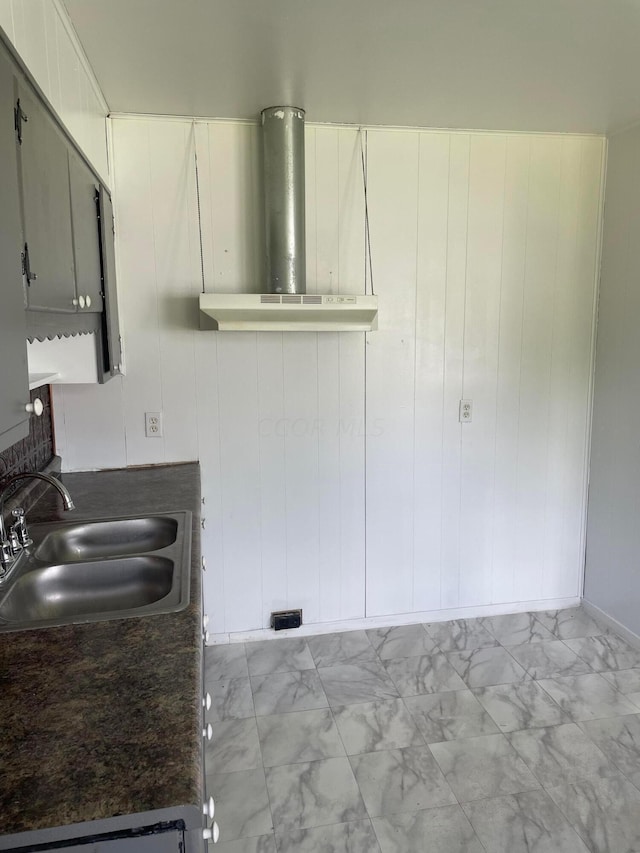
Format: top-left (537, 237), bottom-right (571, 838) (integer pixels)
top-left (14, 98), bottom-right (27, 145)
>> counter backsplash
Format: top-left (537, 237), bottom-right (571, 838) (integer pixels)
top-left (0, 385), bottom-right (54, 493)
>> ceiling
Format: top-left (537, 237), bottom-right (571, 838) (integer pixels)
top-left (63, 0), bottom-right (640, 134)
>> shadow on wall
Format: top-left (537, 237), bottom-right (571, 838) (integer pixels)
top-left (162, 293), bottom-right (202, 331)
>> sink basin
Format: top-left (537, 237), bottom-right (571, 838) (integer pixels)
top-left (0, 511), bottom-right (192, 632)
top-left (34, 516), bottom-right (178, 563)
top-left (0, 557), bottom-right (174, 622)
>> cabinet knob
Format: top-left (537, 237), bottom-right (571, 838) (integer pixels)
top-left (25, 398), bottom-right (43, 417)
top-left (203, 629), bottom-right (210, 644)
top-left (85, 294), bottom-right (92, 308)
top-left (203, 615), bottom-right (209, 630)
top-left (203, 723), bottom-right (213, 741)
top-left (203, 796), bottom-right (215, 819)
top-left (203, 692), bottom-right (212, 711)
top-left (72, 295), bottom-right (86, 308)
top-left (203, 823), bottom-right (219, 842)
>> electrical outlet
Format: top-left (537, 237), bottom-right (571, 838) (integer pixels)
top-left (145, 411), bottom-right (163, 437)
top-left (459, 400), bottom-right (472, 423)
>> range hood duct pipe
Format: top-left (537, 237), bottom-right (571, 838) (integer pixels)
top-left (262, 106), bottom-right (306, 295)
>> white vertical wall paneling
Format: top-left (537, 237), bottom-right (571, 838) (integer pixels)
top-left (0, 2), bottom-right (14, 39)
top-left (200, 121), bottom-right (265, 631)
top-left (335, 130), bottom-right (366, 620)
top-left (313, 125), bottom-right (367, 622)
top-left (310, 130), bottom-right (343, 619)
top-left (205, 121), bottom-right (262, 292)
top-left (8, 0), bottom-right (22, 50)
top-left (53, 381), bottom-right (127, 471)
top-left (113, 120), bottom-right (164, 465)
top-left (412, 132), bottom-right (450, 612)
top-left (42, 0), bottom-right (61, 109)
top-left (559, 137), bottom-right (605, 596)
top-left (440, 133), bottom-right (470, 609)
top-left (51, 116), bottom-right (605, 635)
top-left (515, 137), bottom-right (562, 602)
top-left (257, 332), bottom-right (288, 623)
top-left (1, 0), bottom-right (109, 180)
top-left (314, 127), bottom-right (341, 293)
top-left (217, 336), bottom-right (263, 632)
top-left (52, 0), bottom-right (108, 179)
top-left (317, 332), bottom-right (345, 620)
top-left (312, 128), bottom-right (342, 621)
top-left (583, 127), bottom-right (640, 632)
top-left (338, 129), bottom-right (365, 298)
top-left (337, 332), bottom-right (366, 620)
top-left (147, 121), bottom-right (200, 463)
top-left (282, 334), bottom-right (321, 623)
top-left (193, 121), bottom-right (227, 633)
top-left (458, 134), bottom-right (506, 607)
top-left (16, 0), bottom-right (48, 95)
top-left (491, 135), bottom-right (530, 604)
top-left (366, 129), bottom-right (420, 617)
top-left (543, 137), bottom-right (583, 598)
top-left (305, 126), bottom-right (318, 293)
top-left (54, 7), bottom-right (82, 144)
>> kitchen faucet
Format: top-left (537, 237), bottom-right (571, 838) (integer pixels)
top-left (0, 472), bottom-right (75, 575)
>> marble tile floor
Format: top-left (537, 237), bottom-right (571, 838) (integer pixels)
top-left (204, 608), bottom-right (640, 852)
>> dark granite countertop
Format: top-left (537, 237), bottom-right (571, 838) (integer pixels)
top-left (0, 463), bottom-right (203, 839)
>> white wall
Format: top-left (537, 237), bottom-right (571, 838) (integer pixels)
top-left (53, 116), bottom-right (605, 635)
top-left (584, 121), bottom-right (640, 637)
top-left (0, 0), bottom-right (109, 181)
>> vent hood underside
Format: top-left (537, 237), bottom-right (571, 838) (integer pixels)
top-left (199, 293), bottom-right (378, 332)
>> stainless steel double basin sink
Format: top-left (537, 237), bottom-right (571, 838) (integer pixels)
top-left (0, 512), bottom-right (191, 632)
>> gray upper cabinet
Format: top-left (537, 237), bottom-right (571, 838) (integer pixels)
top-left (16, 81), bottom-right (76, 313)
top-left (0, 46), bottom-right (29, 451)
top-left (1, 29), bottom-right (121, 394)
top-left (69, 148), bottom-right (103, 312)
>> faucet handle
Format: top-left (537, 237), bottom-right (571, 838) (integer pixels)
top-left (11, 507), bottom-right (31, 548)
top-left (0, 539), bottom-right (14, 570)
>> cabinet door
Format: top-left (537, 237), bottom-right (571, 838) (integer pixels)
top-left (16, 81), bottom-right (76, 312)
top-left (97, 186), bottom-right (123, 381)
top-left (59, 829), bottom-right (184, 851)
top-left (0, 46), bottom-right (29, 450)
top-left (69, 148), bottom-right (103, 312)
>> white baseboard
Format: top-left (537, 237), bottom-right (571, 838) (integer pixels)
top-left (207, 595), bottom-right (581, 645)
top-left (582, 599), bottom-right (640, 650)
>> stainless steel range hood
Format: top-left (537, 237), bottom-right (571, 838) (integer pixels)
top-left (199, 106), bottom-right (378, 332)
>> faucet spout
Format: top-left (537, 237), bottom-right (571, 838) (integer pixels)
top-left (0, 472), bottom-right (74, 553)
